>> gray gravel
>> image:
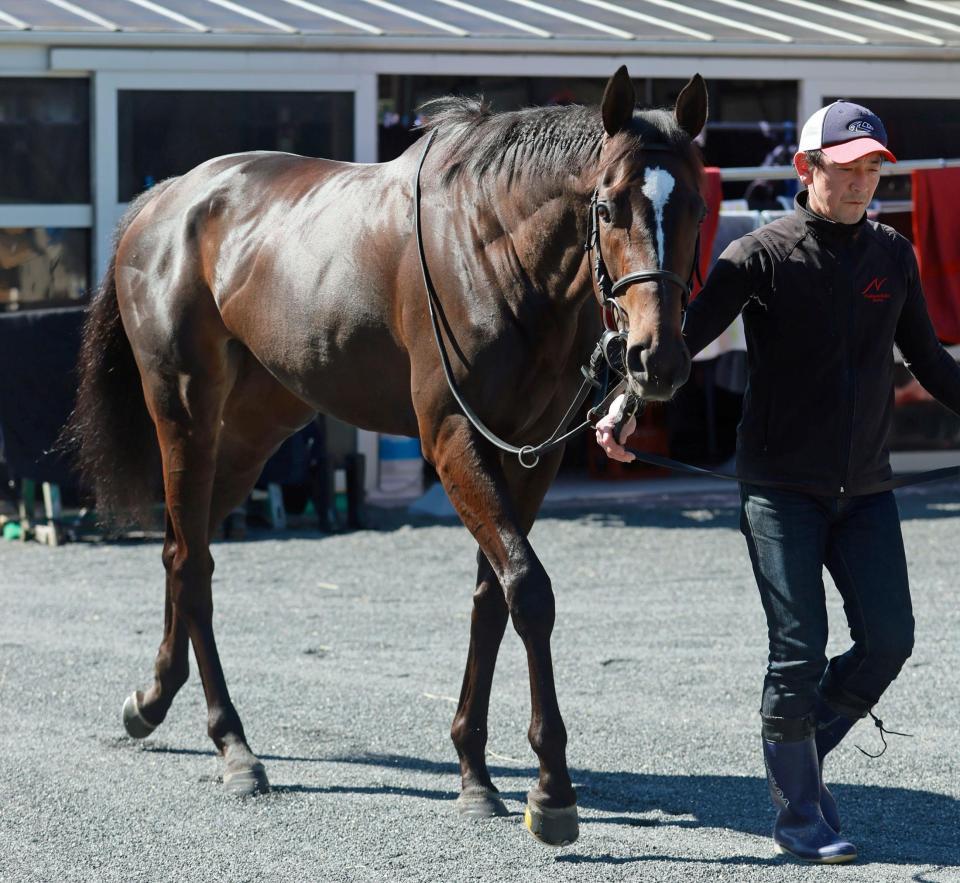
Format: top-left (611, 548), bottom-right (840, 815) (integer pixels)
top-left (1, 484), bottom-right (959, 882)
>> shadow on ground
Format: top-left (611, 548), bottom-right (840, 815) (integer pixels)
top-left (318, 752), bottom-right (960, 868)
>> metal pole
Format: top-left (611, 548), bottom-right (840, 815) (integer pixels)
top-left (717, 157), bottom-right (960, 182)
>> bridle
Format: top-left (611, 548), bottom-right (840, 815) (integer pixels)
top-left (584, 142), bottom-right (704, 375)
top-left (413, 128), bottom-right (701, 469)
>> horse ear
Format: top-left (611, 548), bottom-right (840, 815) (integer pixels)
top-left (675, 73), bottom-right (707, 140)
top-left (601, 66), bottom-right (636, 136)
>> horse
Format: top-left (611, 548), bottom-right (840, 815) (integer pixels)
top-left (68, 66), bottom-right (707, 846)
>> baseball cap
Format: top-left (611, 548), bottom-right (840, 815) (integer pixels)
top-left (798, 100), bottom-right (896, 164)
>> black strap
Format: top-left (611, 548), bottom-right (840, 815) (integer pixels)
top-left (611, 269), bottom-right (691, 298)
top-left (621, 445), bottom-right (960, 497)
top-left (414, 129), bottom-right (601, 469)
top-left (599, 377), bottom-right (960, 499)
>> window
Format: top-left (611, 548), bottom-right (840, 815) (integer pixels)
top-left (827, 96), bottom-right (960, 201)
top-left (0, 78), bottom-right (90, 204)
top-left (379, 75), bottom-right (622, 162)
top-left (117, 90), bottom-right (354, 201)
top-left (378, 75), bottom-right (797, 201)
top-left (0, 228), bottom-right (89, 311)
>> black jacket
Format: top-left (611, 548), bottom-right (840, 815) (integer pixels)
top-left (684, 191), bottom-right (960, 496)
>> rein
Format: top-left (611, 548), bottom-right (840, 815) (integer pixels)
top-left (414, 128), bottom-right (617, 469)
top-left (413, 128), bottom-right (703, 472)
top-left (623, 443), bottom-right (960, 497)
top-left (602, 388), bottom-right (960, 497)
top-left (415, 130), bottom-right (960, 495)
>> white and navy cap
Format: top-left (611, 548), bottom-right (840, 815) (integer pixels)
top-left (798, 100), bottom-right (896, 164)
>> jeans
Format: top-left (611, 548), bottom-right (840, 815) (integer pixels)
top-left (740, 484), bottom-right (915, 731)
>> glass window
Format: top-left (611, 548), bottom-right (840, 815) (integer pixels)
top-left (378, 75), bottom-right (798, 200)
top-left (379, 75), bottom-right (611, 162)
top-left (0, 79), bottom-right (90, 204)
top-left (0, 228), bottom-right (90, 311)
top-left (118, 90), bottom-right (354, 201)
top-left (826, 96), bottom-right (960, 202)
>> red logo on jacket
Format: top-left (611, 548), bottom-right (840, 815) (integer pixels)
top-left (862, 277), bottom-right (890, 302)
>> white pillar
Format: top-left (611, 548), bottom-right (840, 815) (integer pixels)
top-left (92, 72), bottom-right (119, 285)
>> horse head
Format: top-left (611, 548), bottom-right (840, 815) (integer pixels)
top-left (593, 67), bottom-right (707, 402)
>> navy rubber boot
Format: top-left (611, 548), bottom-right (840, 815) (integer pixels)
top-left (814, 695), bottom-right (857, 833)
top-left (763, 736), bottom-right (858, 863)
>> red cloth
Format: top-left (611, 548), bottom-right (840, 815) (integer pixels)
top-left (912, 167), bottom-right (960, 344)
top-left (692, 167), bottom-right (722, 299)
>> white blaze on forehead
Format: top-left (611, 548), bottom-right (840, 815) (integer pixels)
top-left (641, 166), bottom-right (675, 268)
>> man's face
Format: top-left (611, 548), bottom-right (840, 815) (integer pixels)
top-left (794, 151), bottom-right (884, 225)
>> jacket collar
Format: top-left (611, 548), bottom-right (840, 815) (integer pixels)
top-left (795, 190), bottom-right (867, 244)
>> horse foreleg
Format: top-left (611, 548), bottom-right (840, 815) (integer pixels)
top-left (451, 449), bottom-right (564, 821)
top-left (429, 420), bottom-right (577, 845)
top-left (451, 551), bottom-right (509, 817)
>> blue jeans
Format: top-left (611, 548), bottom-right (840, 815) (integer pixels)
top-left (740, 484), bottom-right (915, 732)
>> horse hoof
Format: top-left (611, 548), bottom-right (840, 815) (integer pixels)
top-left (524, 794), bottom-right (579, 846)
top-left (122, 692), bottom-right (157, 739)
top-left (456, 785), bottom-right (509, 819)
top-left (221, 744), bottom-right (270, 797)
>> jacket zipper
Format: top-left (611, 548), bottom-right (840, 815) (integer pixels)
top-left (840, 255), bottom-right (859, 497)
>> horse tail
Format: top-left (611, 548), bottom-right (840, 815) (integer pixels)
top-left (64, 181), bottom-right (176, 524)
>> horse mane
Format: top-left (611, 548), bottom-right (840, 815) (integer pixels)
top-left (419, 96), bottom-right (701, 188)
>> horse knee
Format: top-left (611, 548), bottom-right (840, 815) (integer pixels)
top-left (472, 580), bottom-right (508, 628)
top-left (507, 566), bottom-right (554, 640)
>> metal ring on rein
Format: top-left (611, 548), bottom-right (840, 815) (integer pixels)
top-left (518, 446), bottom-right (541, 469)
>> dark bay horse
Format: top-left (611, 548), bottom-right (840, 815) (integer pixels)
top-left (69, 66), bottom-right (706, 846)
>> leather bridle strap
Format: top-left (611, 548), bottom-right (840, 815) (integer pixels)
top-left (414, 128), bottom-right (606, 469)
top-left (611, 268), bottom-right (692, 298)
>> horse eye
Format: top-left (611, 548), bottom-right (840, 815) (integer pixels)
top-left (597, 203), bottom-right (612, 223)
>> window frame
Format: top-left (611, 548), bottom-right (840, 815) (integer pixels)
top-left (0, 73), bottom-right (93, 306)
top-left (93, 71), bottom-right (375, 280)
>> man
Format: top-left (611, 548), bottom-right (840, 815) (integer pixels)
top-left (596, 101), bottom-right (960, 863)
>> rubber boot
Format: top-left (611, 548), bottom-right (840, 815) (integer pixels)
top-left (763, 735), bottom-right (858, 863)
top-left (814, 695), bottom-right (857, 833)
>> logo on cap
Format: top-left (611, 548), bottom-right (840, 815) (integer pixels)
top-left (847, 120), bottom-right (875, 134)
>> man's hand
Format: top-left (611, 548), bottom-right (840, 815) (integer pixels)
top-left (594, 394), bottom-right (637, 462)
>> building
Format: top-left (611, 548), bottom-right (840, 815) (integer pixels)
top-left (2, 0), bottom-right (959, 489)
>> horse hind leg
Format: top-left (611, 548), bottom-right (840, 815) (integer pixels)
top-left (120, 471), bottom-right (266, 743)
top-left (121, 513), bottom-right (189, 739)
top-left (123, 301), bottom-right (269, 796)
top-left (124, 341), bottom-right (315, 796)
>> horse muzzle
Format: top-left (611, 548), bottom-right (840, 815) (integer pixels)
top-left (625, 340), bottom-right (691, 402)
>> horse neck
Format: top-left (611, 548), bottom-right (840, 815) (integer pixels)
top-left (477, 165), bottom-right (599, 314)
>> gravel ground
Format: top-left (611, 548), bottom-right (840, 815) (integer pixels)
top-left (1, 484), bottom-right (958, 882)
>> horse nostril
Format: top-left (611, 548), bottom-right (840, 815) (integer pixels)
top-left (626, 344), bottom-right (645, 376)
